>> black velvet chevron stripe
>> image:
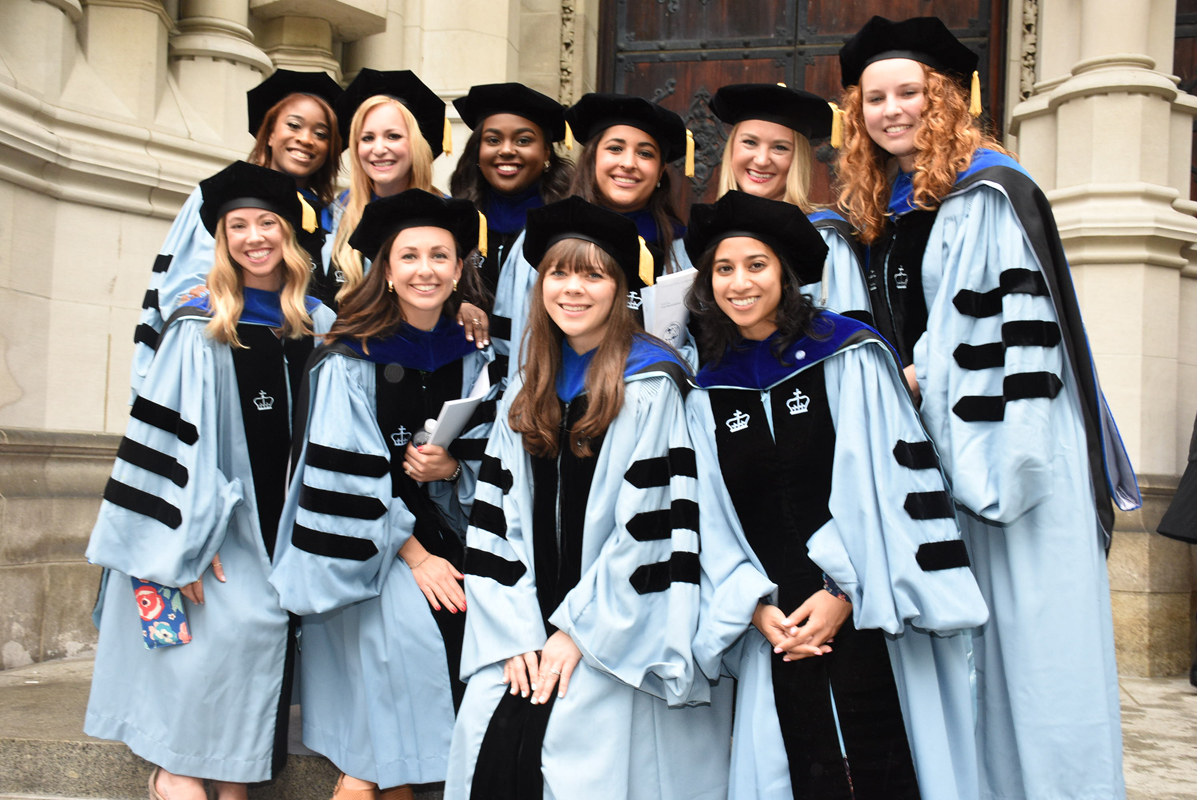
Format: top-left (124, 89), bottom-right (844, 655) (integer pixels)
top-left (892, 440), bottom-right (938, 470)
top-left (954, 342), bottom-right (1004, 370)
top-left (488, 355), bottom-right (509, 386)
top-left (915, 540), bottom-right (971, 571)
top-left (1003, 321), bottom-right (1062, 348)
top-left (490, 315), bottom-right (513, 341)
top-left (103, 478), bottom-right (182, 529)
top-left (952, 395), bottom-right (1005, 421)
top-left (626, 509), bottom-right (671, 541)
top-left (1004, 371), bottom-right (1063, 401)
top-left (623, 447), bottom-right (698, 488)
top-left (628, 551), bottom-right (701, 595)
top-left (449, 438), bottom-right (487, 463)
top-left (478, 455), bottom-right (513, 493)
top-left (117, 437), bottom-right (188, 487)
top-left (131, 396), bottom-right (198, 445)
top-left (142, 290), bottom-right (159, 311)
top-left (953, 268), bottom-right (1052, 318)
top-left (470, 500), bottom-right (508, 538)
top-left (133, 324), bottom-right (160, 349)
top-left (152, 254), bottom-right (173, 273)
top-left (299, 485), bottom-right (386, 520)
top-left (904, 490), bottom-right (955, 520)
top-left (304, 443), bottom-right (390, 478)
top-left (464, 546), bottom-right (527, 586)
top-left (671, 498), bottom-right (699, 531)
top-left (292, 524), bottom-right (378, 561)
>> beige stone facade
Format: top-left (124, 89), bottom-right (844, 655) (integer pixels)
top-left (0, 0), bottom-right (1195, 674)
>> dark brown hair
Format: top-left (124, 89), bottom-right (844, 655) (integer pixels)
top-left (509, 239), bottom-right (637, 458)
top-left (685, 240), bottom-right (825, 366)
top-left (568, 133), bottom-right (685, 271)
top-left (449, 125), bottom-right (574, 206)
top-left (328, 231), bottom-right (486, 349)
top-left (247, 93), bottom-right (343, 208)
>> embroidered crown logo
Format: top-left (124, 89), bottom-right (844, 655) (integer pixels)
top-left (787, 389), bottom-right (810, 415)
top-left (725, 409), bottom-right (750, 433)
top-left (626, 291), bottom-right (643, 310)
top-left (253, 391), bottom-right (274, 411)
top-left (894, 266), bottom-right (909, 290)
top-left (391, 426), bottom-right (411, 447)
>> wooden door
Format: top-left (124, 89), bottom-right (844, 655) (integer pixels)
top-left (598, 0), bottom-right (1007, 208)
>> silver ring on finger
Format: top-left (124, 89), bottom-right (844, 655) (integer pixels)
top-left (549, 668), bottom-right (562, 675)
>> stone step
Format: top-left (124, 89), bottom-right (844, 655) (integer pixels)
top-left (0, 659), bottom-right (443, 800)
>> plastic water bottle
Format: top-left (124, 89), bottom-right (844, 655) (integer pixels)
top-left (411, 418), bottom-right (437, 448)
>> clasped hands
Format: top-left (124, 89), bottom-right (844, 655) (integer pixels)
top-left (753, 589), bottom-right (853, 662)
top-left (503, 630), bottom-right (582, 706)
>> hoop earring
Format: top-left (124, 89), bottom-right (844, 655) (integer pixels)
top-left (387, 280), bottom-right (394, 293)
top-left (452, 278), bottom-right (459, 292)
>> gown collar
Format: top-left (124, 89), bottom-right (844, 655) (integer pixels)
top-left (485, 184), bottom-right (544, 235)
top-left (180, 287), bottom-right (320, 327)
top-left (342, 315), bottom-right (476, 372)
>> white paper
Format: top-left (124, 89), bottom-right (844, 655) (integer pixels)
top-left (641, 267), bottom-right (696, 348)
top-left (427, 367), bottom-right (491, 448)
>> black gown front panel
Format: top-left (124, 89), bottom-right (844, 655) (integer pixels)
top-left (709, 365), bottom-right (918, 800)
top-left (374, 358), bottom-right (468, 710)
top-left (299, 213), bottom-right (340, 309)
top-left (866, 209), bottom-right (938, 366)
top-left (472, 394), bottom-right (606, 800)
top-left (478, 228), bottom-right (522, 303)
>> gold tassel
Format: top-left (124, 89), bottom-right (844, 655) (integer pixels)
top-left (685, 129), bottom-right (695, 178)
top-left (443, 117), bottom-right (453, 155)
top-left (638, 236), bottom-right (654, 287)
top-left (564, 121), bottom-right (574, 151)
top-left (477, 211), bottom-right (488, 258)
top-left (829, 102), bottom-right (844, 149)
top-left (297, 192), bottom-right (317, 233)
top-left (777, 81), bottom-right (787, 88)
top-left (969, 71), bottom-right (983, 117)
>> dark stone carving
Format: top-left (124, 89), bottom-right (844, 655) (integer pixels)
top-left (682, 87), bottom-right (727, 197)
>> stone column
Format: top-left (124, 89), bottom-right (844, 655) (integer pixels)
top-left (1010, 0), bottom-right (1197, 676)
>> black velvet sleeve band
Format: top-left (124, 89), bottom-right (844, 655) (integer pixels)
top-left (152, 254), bottom-right (172, 273)
top-left (953, 342), bottom-right (1004, 371)
top-left (298, 485), bottom-right (387, 520)
top-left (117, 437), bottom-right (189, 488)
top-left (628, 551), bottom-right (700, 595)
top-left (133, 324), bottom-right (160, 350)
top-left (130, 396), bottom-right (199, 445)
top-left (470, 500), bottom-right (509, 538)
top-left (103, 478), bottom-right (182, 529)
top-left (915, 539), bottom-right (971, 571)
top-left (292, 524), bottom-right (379, 561)
top-left (478, 455), bottom-right (513, 493)
top-left (304, 443), bottom-right (390, 478)
top-left (464, 546), bottom-right (527, 586)
top-left (904, 490), bottom-right (955, 520)
top-left (489, 315), bottom-right (513, 341)
top-left (892, 440), bottom-right (939, 470)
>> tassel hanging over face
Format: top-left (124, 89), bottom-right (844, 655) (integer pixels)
top-left (685, 130), bottom-right (695, 178)
top-left (969, 71), bottom-right (983, 118)
top-left (443, 117), bottom-right (454, 155)
top-left (829, 102), bottom-right (844, 149)
top-left (477, 211), bottom-right (488, 258)
top-left (565, 121), bottom-right (574, 151)
top-left (297, 192), bottom-right (317, 233)
top-left (638, 236), bottom-right (654, 287)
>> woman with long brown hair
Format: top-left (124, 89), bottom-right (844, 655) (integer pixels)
top-left (445, 196), bottom-right (727, 800)
top-left (86, 161), bottom-right (335, 800)
top-left (835, 15), bottom-right (1140, 800)
top-left (130, 69), bottom-right (342, 395)
top-left (710, 83), bottom-right (871, 321)
top-left (270, 190), bottom-right (495, 800)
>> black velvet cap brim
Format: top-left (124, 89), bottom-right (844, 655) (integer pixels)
top-left (247, 69), bottom-right (343, 137)
top-left (711, 84), bottom-right (833, 140)
top-left (839, 16), bottom-right (979, 88)
top-left (347, 189), bottom-right (479, 261)
top-left (564, 93), bottom-right (687, 163)
top-left (684, 191), bottom-right (828, 285)
top-left (336, 69), bottom-right (447, 157)
top-left (199, 161), bottom-right (303, 236)
top-left (453, 83), bottom-right (566, 143)
top-left (523, 196), bottom-right (642, 287)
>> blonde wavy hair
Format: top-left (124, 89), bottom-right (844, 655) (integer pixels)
top-left (716, 121), bottom-right (816, 213)
top-left (206, 214), bottom-right (314, 347)
top-left (331, 96), bottom-right (437, 300)
top-left (836, 65), bottom-right (1010, 244)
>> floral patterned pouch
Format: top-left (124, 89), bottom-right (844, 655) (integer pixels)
top-left (131, 578), bottom-right (192, 649)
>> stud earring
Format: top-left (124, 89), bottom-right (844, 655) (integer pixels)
top-left (656, 181), bottom-right (661, 188)
top-left (544, 160), bottom-right (551, 170)
top-left (387, 280), bottom-right (394, 293)
top-left (453, 278), bottom-right (459, 292)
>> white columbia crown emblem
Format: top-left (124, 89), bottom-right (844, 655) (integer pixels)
top-left (894, 266), bottom-right (909, 290)
top-left (726, 409), bottom-right (750, 433)
top-left (787, 389), bottom-right (810, 415)
top-left (626, 291), bottom-right (643, 310)
top-left (391, 426), bottom-right (411, 447)
top-left (253, 391), bottom-right (274, 411)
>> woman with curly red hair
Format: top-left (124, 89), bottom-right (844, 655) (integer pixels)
top-left (835, 16), bottom-right (1140, 800)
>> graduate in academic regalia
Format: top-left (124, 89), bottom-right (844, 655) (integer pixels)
top-left (86, 161), bottom-right (335, 800)
top-left (710, 83), bottom-right (870, 321)
top-left (1156, 411), bottom-right (1197, 685)
top-left (835, 16), bottom-right (1142, 800)
top-left (684, 190), bottom-right (988, 800)
top-left (269, 190), bottom-right (495, 800)
top-left (450, 83), bottom-right (575, 385)
top-left (496, 94), bottom-right (698, 379)
top-left (130, 70), bottom-right (342, 397)
top-left (445, 196), bottom-right (727, 800)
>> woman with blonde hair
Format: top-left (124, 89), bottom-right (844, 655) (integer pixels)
top-left (85, 161), bottom-right (335, 800)
top-left (835, 15), bottom-right (1140, 800)
top-left (711, 83), bottom-right (870, 321)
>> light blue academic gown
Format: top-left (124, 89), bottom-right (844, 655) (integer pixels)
top-left (688, 316), bottom-right (989, 800)
top-left (269, 324), bottom-right (495, 789)
top-left (445, 339), bottom-right (729, 800)
top-left (803, 209), bottom-right (871, 320)
top-left (86, 291), bottom-right (335, 783)
top-left (898, 151), bottom-right (1140, 800)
